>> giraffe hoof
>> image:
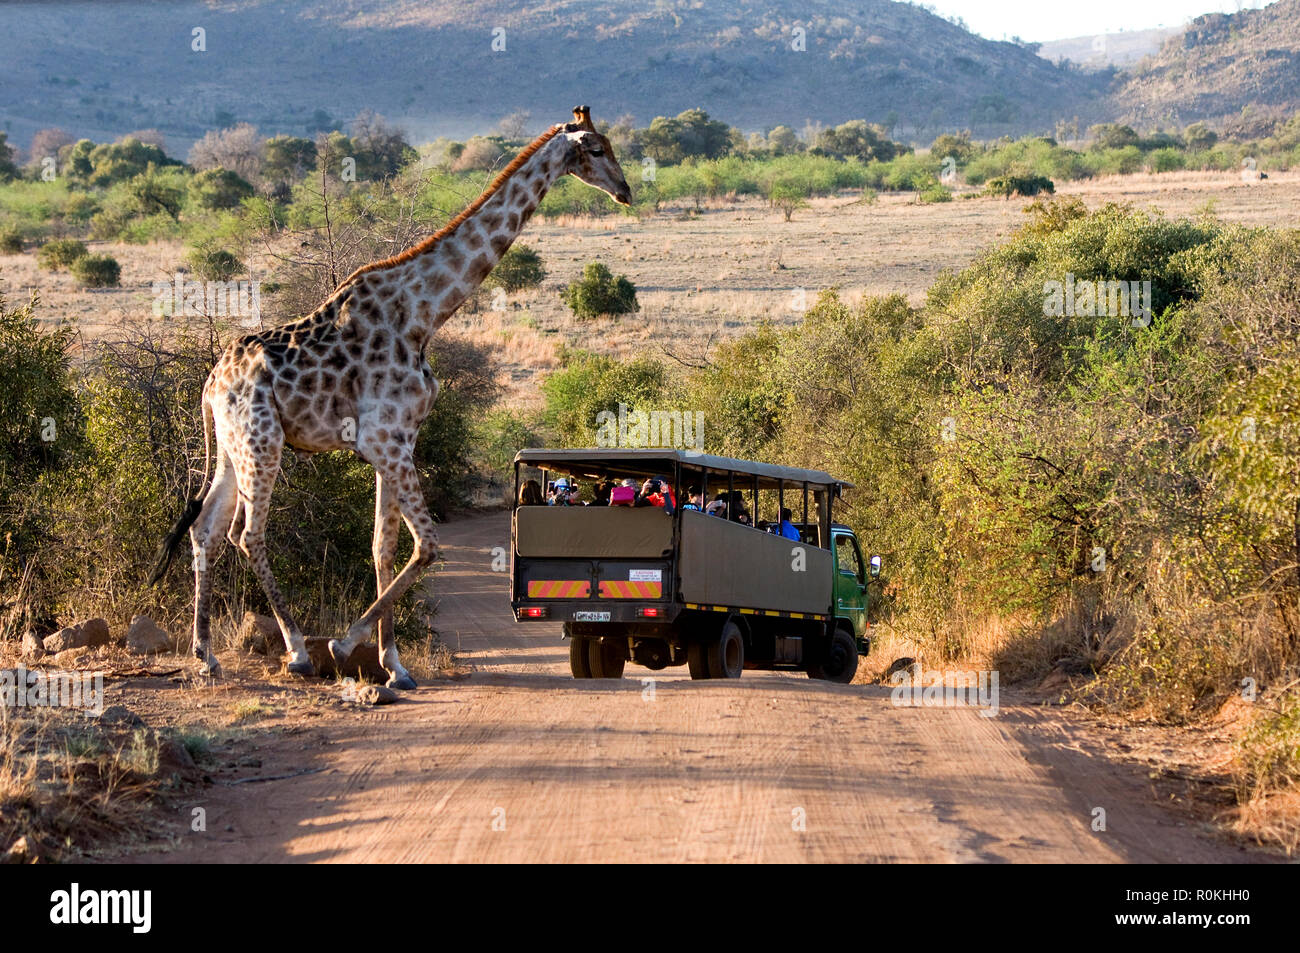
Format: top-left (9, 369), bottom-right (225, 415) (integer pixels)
top-left (199, 661), bottom-right (222, 678)
top-left (326, 639), bottom-right (351, 668)
top-left (386, 673), bottom-right (417, 691)
top-left (286, 659), bottom-right (317, 678)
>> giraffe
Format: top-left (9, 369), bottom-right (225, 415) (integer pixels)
top-left (152, 106), bottom-right (632, 688)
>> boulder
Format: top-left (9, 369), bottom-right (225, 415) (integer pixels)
top-left (238, 612), bottom-right (283, 657)
top-left (358, 684), bottom-right (399, 705)
top-left (43, 625), bottom-right (84, 654)
top-left (20, 630), bottom-right (45, 661)
top-left (99, 705), bottom-right (146, 728)
top-left (51, 646), bottom-right (92, 667)
top-left (80, 618), bottom-right (112, 648)
top-left (305, 638), bottom-right (389, 682)
top-left (124, 616), bottom-right (172, 655)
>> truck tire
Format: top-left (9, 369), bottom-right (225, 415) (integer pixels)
top-left (588, 638), bottom-right (626, 679)
top-left (808, 626), bottom-right (858, 683)
top-left (569, 630), bottom-right (593, 679)
top-left (707, 620), bottom-right (745, 679)
top-left (687, 639), bottom-right (711, 679)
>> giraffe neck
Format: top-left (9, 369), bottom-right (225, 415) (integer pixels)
top-left (387, 135), bottom-right (570, 329)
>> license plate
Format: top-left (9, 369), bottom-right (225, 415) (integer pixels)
top-left (573, 611), bottom-right (611, 622)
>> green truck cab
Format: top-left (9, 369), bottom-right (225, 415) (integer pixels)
top-left (510, 449), bottom-right (877, 682)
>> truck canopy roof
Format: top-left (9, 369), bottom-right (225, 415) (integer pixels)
top-left (513, 448), bottom-right (853, 491)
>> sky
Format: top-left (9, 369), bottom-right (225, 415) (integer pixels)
top-left (921, 0), bottom-right (1275, 41)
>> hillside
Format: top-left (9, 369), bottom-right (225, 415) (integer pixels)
top-left (1112, 0), bottom-right (1300, 132)
top-left (0, 0), bottom-right (1109, 153)
top-left (1037, 26), bottom-right (1182, 68)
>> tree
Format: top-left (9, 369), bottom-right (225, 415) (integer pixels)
top-left (768, 181), bottom-right (808, 221)
top-left (188, 167), bottom-right (254, 210)
top-left (262, 135), bottom-right (318, 185)
top-left (350, 110), bottom-right (417, 179)
top-left (1089, 123), bottom-right (1140, 150)
top-left (0, 132), bottom-right (17, 182)
top-left (814, 120), bottom-right (901, 162)
top-left (188, 123), bottom-right (262, 181)
top-left (27, 128), bottom-right (74, 167)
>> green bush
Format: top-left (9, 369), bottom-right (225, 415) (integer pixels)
top-left (0, 229), bottom-right (21, 254)
top-left (186, 247), bottom-right (245, 282)
top-left (486, 244), bottom-right (546, 293)
top-left (917, 184), bottom-right (953, 203)
top-left (188, 167), bottom-right (254, 210)
top-left (560, 262), bottom-right (639, 320)
top-left (70, 253), bottom-right (121, 287)
top-left (36, 238), bottom-right (88, 270)
top-left (983, 174), bottom-right (1054, 199)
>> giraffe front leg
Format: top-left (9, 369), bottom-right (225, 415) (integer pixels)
top-left (329, 458), bottom-right (435, 690)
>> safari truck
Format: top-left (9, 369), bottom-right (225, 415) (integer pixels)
top-left (510, 449), bottom-right (878, 682)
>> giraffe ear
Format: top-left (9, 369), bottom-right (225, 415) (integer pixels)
top-left (572, 105), bottom-right (594, 131)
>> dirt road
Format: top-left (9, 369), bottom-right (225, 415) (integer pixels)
top-left (128, 512), bottom-right (1260, 863)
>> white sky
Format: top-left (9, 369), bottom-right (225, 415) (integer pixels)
top-left (920, 0), bottom-right (1275, 41)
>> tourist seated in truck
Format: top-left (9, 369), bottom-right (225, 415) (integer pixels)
top-left (591, 478), bottom-right (614, 506)
top-left (680, 487), bottom-right (703, 511)
top-left (518, 479), bottom-right (545, 506)
top-left (773, 507), bottom-right (801, 540)
top-left (636, 477), bottom-right (676, 514)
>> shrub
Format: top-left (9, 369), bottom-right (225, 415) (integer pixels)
top-left (36, 238), bottom-right (88, 270)
top-left (983, 174), bottom-right (1054, 199)
top-left (0, 229), bottom-right (21, 254)
top-left (560, 262), bottom-right (639, 320)
top-left (187, 247), bottom-right (245, 282)
top-left (486, 244), bottom-right (546, 293)
top-left (918, 184), bottom-right (953, 203)
top-left (70, 254), bottom-right (121, 287)
top-left (188, 167), bottom-right (254, 210)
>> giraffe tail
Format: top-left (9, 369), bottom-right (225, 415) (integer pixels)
top-left (149, 394), bottom-right (215, 586)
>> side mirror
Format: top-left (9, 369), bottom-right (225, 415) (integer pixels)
top-left (869, 555), bottom-right (882, 578)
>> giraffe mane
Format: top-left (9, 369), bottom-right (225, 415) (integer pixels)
top-left (329, 124), bottom-right (565, 295)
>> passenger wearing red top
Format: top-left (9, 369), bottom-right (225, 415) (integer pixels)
top-left (636, 477), bottom-right (676, 514)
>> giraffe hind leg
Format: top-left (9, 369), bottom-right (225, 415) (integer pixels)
top-left (189, 452), bottom-right (239, 677)
top-left (233, 441), bottom-right (316, 677)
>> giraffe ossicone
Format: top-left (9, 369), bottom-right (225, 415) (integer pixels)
top-left (151, 106), bottom-right (632, 687)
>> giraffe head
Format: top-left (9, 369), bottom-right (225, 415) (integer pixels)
top-left (560, 105), bottom-right (632, 206)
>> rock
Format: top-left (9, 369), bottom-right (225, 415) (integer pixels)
top-left (1, 837), bottom-right (34, 865)
top-left (20, 630), bottom-right (45, 661)
top-left (305, 638), bottom-right (389, 682)
top-left (124, 616), bottom-right (172, 655)
top-left (154, 733), bottom-right (197, 777)
top-left (79, 618), bottom-right (112, 648)
top-left (43, 624), bottom-right (84, 653)
top-left (238, 612), bottom-right (283, 656)
top-left (99, 705), bottom-right (146, 728)
top-left (51, 646), bottom-right (92, 667)
top-left (358, 684), bottom-right (399, 705)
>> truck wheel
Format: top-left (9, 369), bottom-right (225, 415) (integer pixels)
top-left (687, 639), bottom-right (711, 679)
top-left (808, 626), bottom-right (858, 683)
top-left (588, 638), bottom-right (626, 679)
top-left (569, 630), bottom-right (593, 679)
top-left (706, 621), bottom-right (745, 679)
